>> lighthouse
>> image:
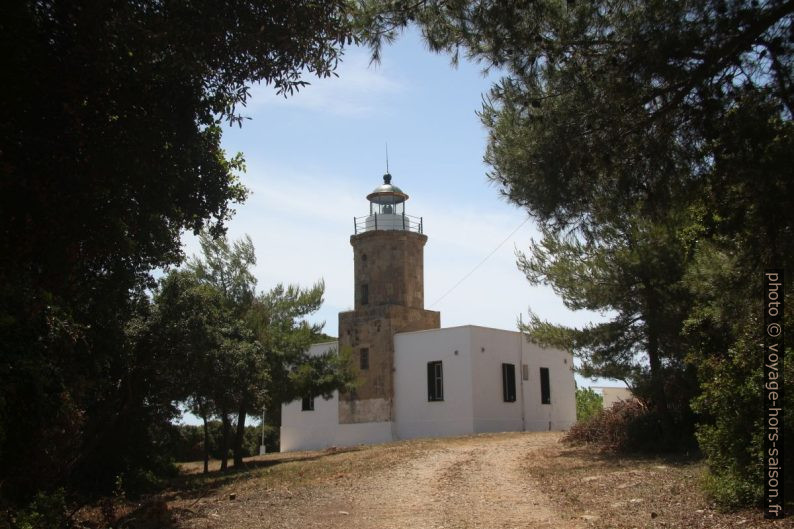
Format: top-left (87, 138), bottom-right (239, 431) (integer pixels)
top-left (279, 170), bottom-right (577, 452)
top-left (337, 172), bottom-right (441, 424)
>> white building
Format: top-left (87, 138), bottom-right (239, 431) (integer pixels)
top-left (591, 386), bottom-right (635, 409)
top-left (280, 173), bottom-right (576, 452)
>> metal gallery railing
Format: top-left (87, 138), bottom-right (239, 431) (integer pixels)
top-left (353, 213), bottom-right (423, 234)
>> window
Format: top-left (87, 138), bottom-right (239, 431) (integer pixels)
top-left (360, 348), bottom-right (369, 370)
top-left (427, 361), bottom-right (443, 401)
top-left (301, 395), bottom-right (314, 411)
top-left (540, 367), bottom-right (551, 404)
top-left (522, 364), bottom-right (529, 381)
top-left (361, 283), bottom-right (369, 305)
top-left (502, 363), bottom-right (516, 402)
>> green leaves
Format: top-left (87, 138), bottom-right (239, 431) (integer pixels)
top-left (248, 279), bottom-right (354, 409)
top-left (359, 0), bottom-right (792, 503)
top-left (575, 387), bottom-right (604, 422)
top-left (0, 0), bottom-right (359, 504)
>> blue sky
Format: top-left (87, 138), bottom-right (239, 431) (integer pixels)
top-left (181, 28), bottom-right (621, 402)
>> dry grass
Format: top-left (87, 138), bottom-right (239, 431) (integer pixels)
top-left (522, 442), bottom-right (792, 529)
top-left (73, 433), bottom-right (791, 529)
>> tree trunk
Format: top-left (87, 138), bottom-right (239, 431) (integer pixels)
top-left (201, 408), bottom-right (210, 475)
top-left (267, 401), bottom-right (283, 452)
top-left (219, 410), bottom-right (231, 471)
top-left (233, 400), bottom-right (247, 467)
top-left (644, 285), bottom-right (673, 438)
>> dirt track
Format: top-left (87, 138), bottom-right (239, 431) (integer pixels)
top-left (176, 432), bottom-right (574, 529)
top-left (162, 430), bottom-right (781, 529)
top-left (323, 432), bottom-right (569, 529)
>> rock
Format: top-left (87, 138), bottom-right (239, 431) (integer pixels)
top-left (229, 493), bottom-right (236, 500)
top-left (651, 512), bottom-right (658, 518)
top-left (339, 511), bottom-right (350, 515)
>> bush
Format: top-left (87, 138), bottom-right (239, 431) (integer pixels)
top-left (575, 387), bottom-right (603, 422)
top-left (12, 489), bottom-right (68, 529)
top-left (692, 319), bottom-right (793, 509)
top-left (564, 399), bottom-right (696, 453)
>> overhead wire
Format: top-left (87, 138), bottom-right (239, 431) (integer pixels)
top-left (429, 215), bottom-right (532, 309)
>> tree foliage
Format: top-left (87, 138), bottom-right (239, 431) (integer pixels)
top-left (575, 387), bottom-right (603, 423)
top-left (246, 282), bottom-right (356, 450)
top-left (0, 0), bottom-right (356, 503)
top-left (359, 0), bottom-right (793, 505)
top-left (155, 232), bottom-right (354, 472)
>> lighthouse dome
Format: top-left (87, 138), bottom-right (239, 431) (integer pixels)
top-left (367, 173), bottom-right (409, 205)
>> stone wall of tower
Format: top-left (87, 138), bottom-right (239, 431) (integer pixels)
top-left (338, 305), bottom-right (440, 423)
top-left (338, 230), bottom-right (440, 424)
top-left (351, 230), bottom-right (426, 310)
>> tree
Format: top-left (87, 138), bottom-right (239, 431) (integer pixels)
top-left (0, 0), bottom-right (356, 500)
top-left (185, 233), bottom-right (354, 467)
top-left (187, 232), bottom-right (264, 471)
top-left (152, 269), bottom-right (256, 475)
top-left (575, 388), bottom-right (603, 423)
top-left (359, 0), bottom-right (793, 505)
top-left (246, 283), bottom-right (356, 457)
top-left (519, 209), bottom-right (699, 447)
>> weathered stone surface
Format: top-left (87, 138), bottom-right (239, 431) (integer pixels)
top-left (338, 397), bottom-right (390, 424)
top-left (339, 230), bottom-right (440, 424)
top-left (351, 230), bottom-right (428, 310)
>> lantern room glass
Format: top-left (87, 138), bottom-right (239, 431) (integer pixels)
top-left (370, 200), bottom-right (405, 216)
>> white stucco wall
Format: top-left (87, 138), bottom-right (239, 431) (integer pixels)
top-left (280, 342), bottom-right (338, 451)
top-left (280, 390), bottom-right (392, 451)
top-left (393, 326), bottom-right (475, 440)
top-left (521, 338), bottom-right (576, 431)
top-left (394, 325), bottom-right (576, 440)
top-left (470, 326), bottom-right (524, 433)
top-left (592, 386), bottom-right (634, 409)
top-left (280, 342), bottom-right (395, 452)
top-left (281, 327), bottom-right (578, 451)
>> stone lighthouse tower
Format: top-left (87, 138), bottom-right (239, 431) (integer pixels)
top-left (338, 173), bottom-right (440, 424)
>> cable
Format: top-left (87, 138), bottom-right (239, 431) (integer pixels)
top-left (429, 215), bottom-right (532, 309)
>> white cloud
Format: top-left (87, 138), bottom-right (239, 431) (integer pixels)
top-left (247, 50), bottom-right (404, 117)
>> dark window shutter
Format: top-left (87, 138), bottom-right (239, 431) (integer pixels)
top-left (427, 361), bottom-right (443, 401)
top-left (436, 362), bottom-right (443, 401)
top-left (502, 363), bottom-right (516, 402)
top-left (360, 348), bottom-right (369, 370)
top-left (540, 367), bottom-right (551, 404)
top-left (427, 362), bottom-right (434, 400)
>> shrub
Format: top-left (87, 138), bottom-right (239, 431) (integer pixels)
top-left (12, 489), bottom-right (68, 529)
top-left (692, 321), bottom-right (793, 509)
top-left (564, 399), bottom-right (695, 453)
top-left (575, 387), bottom-right (603, 422)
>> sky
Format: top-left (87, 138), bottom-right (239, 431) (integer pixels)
top-left (180, 27), bottom-right (621, 404)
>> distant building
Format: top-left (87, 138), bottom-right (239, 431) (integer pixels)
top-left (280, 173), bottom-right (576, 451)
top-left (590, 386), bottom-right (635, 409)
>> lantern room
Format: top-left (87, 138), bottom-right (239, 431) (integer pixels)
top-left (354, 173), bottom-right (423, 234)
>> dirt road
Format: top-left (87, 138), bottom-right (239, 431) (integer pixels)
top-left (329, 432), bottom-right (573, 529)
top-left (176, 432), bottom-right (576, 529)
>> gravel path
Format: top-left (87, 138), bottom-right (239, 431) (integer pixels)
top-left (174, 433), bottom-right (577, 529)
top-left (275, 433), bottom-right (575, 529)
